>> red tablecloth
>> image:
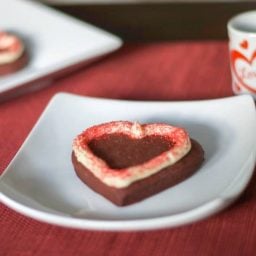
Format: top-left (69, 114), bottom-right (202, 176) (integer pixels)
top-left (1, 41), bottom-right (256, 256)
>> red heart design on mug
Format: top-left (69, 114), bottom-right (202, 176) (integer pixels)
top-left (240, 40), bottom-right (248, 49)
top-left (230, 50), bottom-right (256, 93)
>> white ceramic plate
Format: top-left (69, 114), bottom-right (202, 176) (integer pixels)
top-left (0, 0), bottom-right (122, 99)
top-left (1, 93), bottom-right (256, 231)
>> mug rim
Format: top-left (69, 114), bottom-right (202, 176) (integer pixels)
top-left (228, 10), bottom-right (256, 37)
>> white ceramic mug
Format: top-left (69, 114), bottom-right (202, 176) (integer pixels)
top-left (228, 11), bottom-right (256, 99)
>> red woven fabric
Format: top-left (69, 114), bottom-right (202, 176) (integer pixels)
top-left (1, 41), bottom-right (256, 256)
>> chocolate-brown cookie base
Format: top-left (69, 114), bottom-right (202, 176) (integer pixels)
top-left (72, 139), bottom-right (204, 206)
top-left (0, 51), bottom-right (28, 76)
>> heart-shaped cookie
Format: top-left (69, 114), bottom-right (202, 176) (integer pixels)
top-left (0, 31), bottom-right (28, 75)
top-left (72, 121), bottom-right (204, 206)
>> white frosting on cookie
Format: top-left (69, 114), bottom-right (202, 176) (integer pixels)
top-left (0, 32), bottom-right (24, 65)
top-left (73, 121), bottom-right (191, 188)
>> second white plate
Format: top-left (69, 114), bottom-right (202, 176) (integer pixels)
top-left (0, 93), bottom-right (256, 231)
top-left (0, 0), bottom-right (122, 98)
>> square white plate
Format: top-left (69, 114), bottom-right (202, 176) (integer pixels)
top-left (0, 0), bottom-right (122, 99)
top-left (0, 93), bottom-right (256, 231)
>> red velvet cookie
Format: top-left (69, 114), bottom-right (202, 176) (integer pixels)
top-left (72, 121), bottom-right (204, 206)
top-left (0, 31), bottom-right (28, 76)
